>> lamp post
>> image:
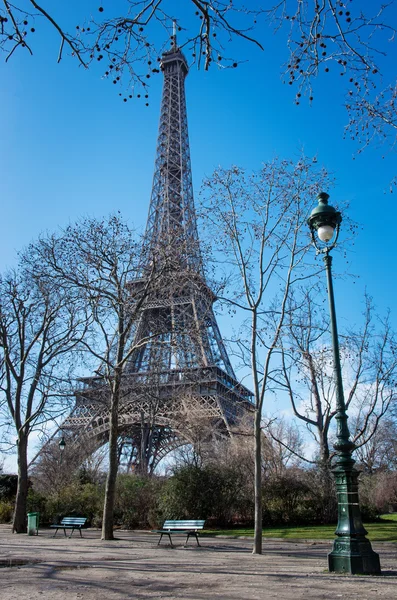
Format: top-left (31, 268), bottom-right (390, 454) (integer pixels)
top-left (308, 192), bottom-right (381, 575)
top-left (59, 435), bottom-right (66, 464)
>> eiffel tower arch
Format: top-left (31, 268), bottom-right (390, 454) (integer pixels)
top-left (55, 39), bottom-right (253, 474)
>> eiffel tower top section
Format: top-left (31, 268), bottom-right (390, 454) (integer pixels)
top-left (142, 36), bottom-right (203, 276)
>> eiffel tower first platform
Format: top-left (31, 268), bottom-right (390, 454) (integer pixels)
top-left (56, 39), bottom-right (253, 474)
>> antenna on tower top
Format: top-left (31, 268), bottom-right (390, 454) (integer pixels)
top-left (172, 21), bottom-right (177, 48)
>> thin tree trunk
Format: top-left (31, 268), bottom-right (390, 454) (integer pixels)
top-left (101, 379), bottom-right (121, 540)
top-left (319, 431), bottom-right (330, 465)
top-left (253, 408), bottom-right (262, 554)
top-left (12, 434), bottom-right (29, 534)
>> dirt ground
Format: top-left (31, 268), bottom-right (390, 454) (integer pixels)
top-left (1, 525), bottom-right (397, 600)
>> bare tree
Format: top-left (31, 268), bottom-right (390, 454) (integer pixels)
top-left (200, 156), bottom-right (332, 554)
top-left (0, 2), bottom-right (263, 86)
top-left (264, 416), bottom-right (304, 473)
top-left (266, 2), bottom-right (397, 160)
top-left (2, 2), bottom-right (395, 162)
top-left (355, 418), bottom-right (397, 474)
top-left (26, 214), bottom-right (162, 540)
top-left (0, 267), bottom-right (87, 533)
top-left (271, 289), bottom-right (397, 469)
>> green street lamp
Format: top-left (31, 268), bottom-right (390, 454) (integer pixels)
top-left (59, 436), bottom-right (66, 463)
top-left (308, 192), bottom-right (381, 575)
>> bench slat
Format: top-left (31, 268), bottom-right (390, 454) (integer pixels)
top-left (59, 518), bottom-right (86, 525)
top-left (162, 520), bottom-right (204, 530)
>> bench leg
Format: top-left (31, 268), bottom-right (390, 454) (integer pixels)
top-left (63, 528), bottom-right (67, 537)
top-left (158, 533), bottom-right (174, 548)
top-left (53, 528), bottom-right (59, 538)
top-left (79, 528), bottom-right (83, 538)
top-left (186, 532), bottom-right (200, 547)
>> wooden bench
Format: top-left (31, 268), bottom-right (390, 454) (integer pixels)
top-left (50, 517), bottom-right (87, 538)
top-left (152, 520), bottom-right (205, 547)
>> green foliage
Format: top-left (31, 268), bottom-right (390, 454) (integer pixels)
top-left (27, 489), bottom-right (49, 523)
top-left (159, 464), bottom-right (253, 526)
top-left (262, 467), bottom-right (338, 526)
top-left (114, 474), bottom-right (165, 529)
top-left (262, 472), bottom-right (311, 525)
top-left (27, 482), bottom-right (104, 526)
top-left (19, 460), bottom-right (397, 531)
top-left (0, 501), bottom-right (13, 523)
top-left (0, 474), bottom-right (18, 500)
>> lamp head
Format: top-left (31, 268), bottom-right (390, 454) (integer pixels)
top-left (59, 436), bottom-right (66, 452)
top-left (308, 192), bottom-right (342, 251)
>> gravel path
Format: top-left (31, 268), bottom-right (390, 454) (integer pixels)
top-left (1, 526), bottom-right (396, 599)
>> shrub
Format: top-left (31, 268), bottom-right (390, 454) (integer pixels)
top-left (0, 501), bottom-right (13, 523)
top-left (300, 466), bottom-right (337, 524)
top-left (41, 482), bottom-right (104, 526)
top-left (0, 474), bottom-right (18, 501)
top-left (261, 466), bottom-right (338, 525)
top-left (159, 464), bottom-right (252, 526)
top-left (114, 474), bottom-right (165, 529)
top-left (262, 470), bottom-right (311, 525)
top-left (27, 489), bottom-right (50, 524)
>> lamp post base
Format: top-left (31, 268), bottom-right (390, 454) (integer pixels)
top-left (329, 462), bottom-right (381, 575)
top-left (328, 536), bottom-right (381, 574)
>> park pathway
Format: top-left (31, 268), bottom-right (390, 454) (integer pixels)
top-left (1, 526), bottom-right (396, 599)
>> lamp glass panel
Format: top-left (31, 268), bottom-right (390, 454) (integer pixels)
top-left (317, 224), bottom-right (335, 242)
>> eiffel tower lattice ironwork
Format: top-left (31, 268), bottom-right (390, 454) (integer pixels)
top-left (56, 39), bottom-right (253, 473)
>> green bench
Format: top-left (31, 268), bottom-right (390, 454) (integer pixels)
top-left (152, 519), bottom-right (205, 547)
top-left (51, 517), bottom-right (87, 538)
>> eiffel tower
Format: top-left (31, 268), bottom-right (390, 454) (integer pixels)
top-left (52, 37), bottom-right (252, 474)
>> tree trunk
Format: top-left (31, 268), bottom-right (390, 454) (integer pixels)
top-left (12, 434), bottom-right (29, 534)
top-left (253, 408), bottom-right (262, 554)
top-left (101, 381), bottom-right (120, 540)
top-left (319, 430), bottom-right (330, 466)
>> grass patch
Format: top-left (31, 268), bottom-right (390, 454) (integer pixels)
top-left (206, 515), bottom-right (397, 542)
top-left (380, 513), bottom-right (397, 522)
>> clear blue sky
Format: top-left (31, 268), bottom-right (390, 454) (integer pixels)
top-left (1, 2), bottom-right (396, 338)
top-left (1, 1), bottom-right (396, 472)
